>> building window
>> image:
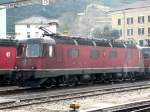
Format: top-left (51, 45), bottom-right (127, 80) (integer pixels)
top-left (148, 27), bottom-right (150, 36)
top-left (127, 29), bottom-right (133, 36)
top-left (127, 17), bottom-right (133, 25)
top-left (27, 24), bottom-right (30, 28)
top-left (138, 28), bottom-right (144, 35)
top-left (138, 16), bottom-right (144, 23)
top-left (139, 40), bottom-right (144, 46)
top-left (27, 32), bottom-right (30, 38)
top-left (118, 19), bottom-right (121, 25)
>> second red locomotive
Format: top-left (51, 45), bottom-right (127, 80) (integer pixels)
top-left (0, 39), bottom-right (16, 84)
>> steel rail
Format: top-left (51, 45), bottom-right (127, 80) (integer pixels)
top-left (91, 100), bottom-right (150, 112)
top-left (0, 80), bottom-right (150, 96)
top-left (1, 81), bottom-right (150, 110)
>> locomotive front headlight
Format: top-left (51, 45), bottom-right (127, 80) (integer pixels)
top-left (31, 66), bottom-right (36, 69)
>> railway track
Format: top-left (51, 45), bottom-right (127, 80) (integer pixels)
top-left (1, 81), bottom-right (150, 110)
top-left (0, 86), bottom-right (29, 96)
top-left (0, 80), bottom-right (150, 96)
top-left (88, 100), bottom-right (150, 112)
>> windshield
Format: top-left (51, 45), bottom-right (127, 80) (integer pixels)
top-left (26, 44), bottom-right (40, 57)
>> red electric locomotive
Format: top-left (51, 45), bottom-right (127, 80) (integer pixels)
top-left (14, 36), bottom-right (144, 87)
top-left (0, 39), bottom-right (16, 84)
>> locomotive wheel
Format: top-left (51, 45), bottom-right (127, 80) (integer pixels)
top-left (41, 83), bottom-right (53, 88)
top-left (130, 73), bottom-right (135, 82)
top-left (68, 76), bottom-right (78, 87)
top-left (40, 78), bottom-right (54, 88)
top-left (87, 75), bottom-right (94, 85)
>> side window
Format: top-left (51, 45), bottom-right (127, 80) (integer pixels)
top-left (42, 44), bottom-right (48, 57)
top-left (68, 48), bottom-right (79, 58)
top-left (125, 51), bottom-right (132, 59)
top-left (109, 51), bottom-right (117, 58)
top-left (49, 46), bottom-right (53, 57)
top-left (90, 49), bottom-right (100, 59)
top-left (17, 44), bottom-right (25, 57)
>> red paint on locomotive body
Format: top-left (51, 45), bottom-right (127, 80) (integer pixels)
top-left (15, 38), bottom-right (142, 72)
top-left (63, 45), bottom-right (142, 69)
top-left (14, 37), bottom-right (147, 87)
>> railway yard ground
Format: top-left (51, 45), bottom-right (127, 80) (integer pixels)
top-left (1, 81), bottom-right (150, 112)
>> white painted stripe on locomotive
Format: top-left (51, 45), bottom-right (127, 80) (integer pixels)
top-left (0, 69), bottom-right (14, 70)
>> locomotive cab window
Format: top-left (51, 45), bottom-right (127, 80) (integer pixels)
top-left (17, 44), bottom-right (25, 57)
top-left (42, 44), bottom-right (54, 57)
top-left (49, 46), bottom-right (54, 57)
top-left (42, 44), bottom-right (48, 57)
top-left (26, 44), bottom-right (41, 57)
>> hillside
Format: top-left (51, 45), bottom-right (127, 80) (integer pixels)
top-left (0, 0), bottom-right (143, 33)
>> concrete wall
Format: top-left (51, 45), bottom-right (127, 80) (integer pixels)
top-left (0, 9), bottom-right (6, 38)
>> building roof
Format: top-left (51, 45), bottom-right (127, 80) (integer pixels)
top-left (15, 16), bottom-right (59, 25)
top-left (0, 5), bottom-right (5, 9)
top-left (122, 0), bottom-right (150, 10)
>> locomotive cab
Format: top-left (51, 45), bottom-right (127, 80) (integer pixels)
top-left (16, 38), bottom-right (56, 70)
top-left (15, 38), bottom-right (57, 87)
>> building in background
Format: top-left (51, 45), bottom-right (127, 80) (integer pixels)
top-left (70, 4), bottom-right (112, 38)
top-left (0, 7), bottom-right (6, 38)
top-left (111, 0), bottom-right (150, 46)
top-left (15, 16), bottom-right (59, 40)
